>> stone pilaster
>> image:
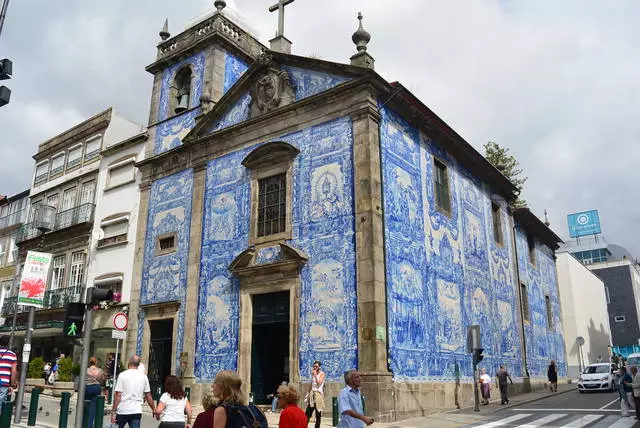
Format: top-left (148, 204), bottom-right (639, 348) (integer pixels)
top-left (125, 181), bottom-right (151, 360)
top-left (351, 102), bottom-right (394, 422)
top-left (180, 164), bottom-right (207, 396)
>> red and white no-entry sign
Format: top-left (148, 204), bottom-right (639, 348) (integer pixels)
top-left (113, 312), bottom-right (129, 331)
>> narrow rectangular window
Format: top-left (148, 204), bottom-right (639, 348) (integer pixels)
top-left (605, 286), bottom-right (611, 304)
top-left (80, 180), bottom-right (96, 205)
top-left (84, 136), bottom-right (102, 162)
top-left (34, 161), bottom-right (49, 185)
top-left (46, 193), bottom-right (59, 211)
top-left (521, 282), bottom-right (530, 322)
top-left (433, 158), bottom-right (451, 214)
top-left (51, 255), bottom-right (66, 290)
top-left (107, 163), bottom-right (135, 189)
top-left (67, 145), bottom-right (82, 169)
top-left (0, 240), bottom-right (5, 267)
top-left (492, 202), bottom-right (503, 245)
top-left (68, 251), bottom-right (86, 289)
top-left (527, 235), bottom-right (536, 265)
top-left (61, 187), bottom-right (77, 211)
top-left (257, 174), bottom-right (286, 237)
top-left (159, 236), bottom-right (175, 250)
top-left (545, 295), bottom-right (553, 330)
top-left (7, 238), bottom-right (16, 264)
top-left (50, 153), bottom-right (65, 176)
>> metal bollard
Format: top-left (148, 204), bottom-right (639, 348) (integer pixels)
top-left (82, 400), bottom-right (91, 428)
top-left (27, 387), bottom-right (42, 426)
top-left (95, 396), bottom-right (105, 428)
top-left (332, 396), bottom-right (339, 426)
top-left (0, 401), bottom-right (12, 428)
top-left (361, 394), bottom-right (366, 415)
top-left (106, 386), bottom-right (112, 404)
top-left (59, 392), bottom-right (71, 428)
top-left (185, 386), bottom-right (191, 401)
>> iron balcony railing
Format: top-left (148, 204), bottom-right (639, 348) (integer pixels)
top-left (0, 208), bottom-right (28, 230)
top-left (16, 203), bottom-right (95, 243)
top-left (0, 284), bottom-right (84, 315)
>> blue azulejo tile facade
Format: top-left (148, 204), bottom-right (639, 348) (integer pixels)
top-left (380, 106), bottom-right (524, 382)
top-left (515, 229), bottom-right (567, 378)
top-left (195, 117), bottom-right (357, 382)
top-left (158, 52), bottom-right (206, 122)
top-left (223, 50), bottom-right (249, 94)
top-left (140, 169), bottom-right (194, 369)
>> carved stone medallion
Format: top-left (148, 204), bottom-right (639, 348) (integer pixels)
top-left (249, 68), bottom-right (295, 118)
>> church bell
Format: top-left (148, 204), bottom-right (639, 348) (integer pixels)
top-left (175, 93), bottom-right (189, 113)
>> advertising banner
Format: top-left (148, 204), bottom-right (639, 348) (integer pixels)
top-left (567, 210), bottom-right (601, 238)
top-left (18, 251), bottom-right (53, 308)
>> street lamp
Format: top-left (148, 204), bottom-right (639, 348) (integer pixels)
top-left (13, 204), bottom-right (55, 424)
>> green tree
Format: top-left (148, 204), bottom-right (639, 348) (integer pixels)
top-left (57, 357), bottom-right (74, 382)
top-left (28, 356), bottom-right (45, 379)
top-left (483, 141), bottom-right (527, 208)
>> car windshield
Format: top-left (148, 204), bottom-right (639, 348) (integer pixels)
top-left (628, 357), bottom-right (640, 366)
top-left (583, 365), bottom-right (609, 374)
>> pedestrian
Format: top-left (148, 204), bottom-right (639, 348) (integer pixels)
top-left (268, 381), bottom-right (288, 413)
top-left (620, 366), bottom-right (634, 417)
top-left (631, 366), bottom-right (640, 419)
top-left (0, 335), bottom-right (17, 413)
top-left (211, 370), bottom-right (267, 427)
top-left (277, 384), bottom-right (307, 428)
top-left (86, 356), bottom-right (106, 428)
top-left (479, 368), bottom-right (491, 405)
top-left (547, 360), bottom-right (558, 392)
top-left (495, 365), bottom-right (514, 405)
top-left (43, 361), bottom-right (51, 383)
top-left (111, 355), bottom-right (156, 428)
top-left (135, 355), bottom-right (146, 375)
top-left (337, 369), bottom-right (374, 427)
top-left (306, 360), bottom-right (326, 428)
top-left (154, 375), bottom-right (192, 428)
top-left (192, 391), bottom-right (217, 428)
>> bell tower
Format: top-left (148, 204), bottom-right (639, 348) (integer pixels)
top-left (144, 1), bottom-right (266, 156)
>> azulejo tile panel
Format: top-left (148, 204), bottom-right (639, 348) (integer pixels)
top-left (139, 169), bottom-right (194, 368)
top-left (195, 117), bottom-right (357, 382)
top-left (223, 50), bottom-right (249, 94)
top-left (158, 52), bottom-right (206, 122)
top-left (153, 108), bottom-right (201, 156)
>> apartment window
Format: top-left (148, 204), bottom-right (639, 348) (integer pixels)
top-left (67, 145), bottom-right (82, 169)
top-left (605, 286), bottom-right (611, 304)
top-left (0, 280), bottom-right (12, 306)
top-left (492, 202), bottom-right (503, 245)
top-left (433, 158), bottom-right (451, 214)
top-left (80, 181), bottom-right (96, 205)
top-left (98, 215), bottom-right (129, 248)
top-left (50, 255), bottom-right (66, 290)
top-left (0, 240), bottom-right (5, 266)
top-left (545, 295), bottom-right (553, 330)
top-left (68, 251), bottom-right (86, 288)
top-left (84, 136), bottom-right (102, 162)
top-left (615, 315), bottom-right (626, 323)
top-left (0, 205), bottom-right (7, 218)
top-left (521, 282), bottom-right (530, 322)
top-left (6, 238), bottom-right (16, 265)
top-left (257, 174), bottom-right (287, 237)
top-left (34, 161), bottom-right (49, 185)
top-left (46, 193), bottom-right (59, 211)
top-left (527, 235), bottom-right (536, 265)
top-left (50, 153), bottom-right (66, 176)
top-left (106, 158), bottom-right (136, 189)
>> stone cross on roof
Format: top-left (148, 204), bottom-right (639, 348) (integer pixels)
top-left (269, 0), bottom-right (295, 37)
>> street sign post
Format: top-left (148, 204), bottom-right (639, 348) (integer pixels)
top-left (110, 312), bottom-right (128, 405)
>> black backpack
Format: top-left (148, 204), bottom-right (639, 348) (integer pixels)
top-left (224, 404), bottom-right (268, 428)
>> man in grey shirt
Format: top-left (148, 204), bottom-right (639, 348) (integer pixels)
top-left (496, 365), bottom-right (514, 405)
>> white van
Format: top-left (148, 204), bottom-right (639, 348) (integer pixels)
top-left (626, 353), bottom-right (640, 367)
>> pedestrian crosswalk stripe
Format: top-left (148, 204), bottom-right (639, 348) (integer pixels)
top-left (607, 417), bottom-right (638, 428)
top-left (561, 414), bottom-right (604, 427)
top-left (474, 414), bottom-right (533, 427)
top-left (516, 413), bottom-right (568, 427)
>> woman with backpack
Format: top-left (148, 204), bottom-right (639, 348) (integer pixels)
top-left (154, 375), bottom-right (193, 428)
top-left (212, 371), bottom-right (267, 428)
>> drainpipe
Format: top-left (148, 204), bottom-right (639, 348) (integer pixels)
top-left (510, 212), bottom-right (531, 392)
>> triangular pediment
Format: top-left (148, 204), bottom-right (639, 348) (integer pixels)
top-left (184, 51), bottom-right (368, 142)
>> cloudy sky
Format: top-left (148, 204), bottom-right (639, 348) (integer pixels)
top-left (1, 0), bottom-right (638, 254)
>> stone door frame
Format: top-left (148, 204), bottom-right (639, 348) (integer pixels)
top-left (139, 301), bottom-right (180, 376)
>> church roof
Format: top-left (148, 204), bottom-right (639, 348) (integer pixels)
top-left (514, 207), bottom-right (563, 250)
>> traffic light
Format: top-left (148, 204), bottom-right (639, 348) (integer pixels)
top-left (88, 287), bottom-right (113, 304)
top-left (473, 348), bottom-right (484, 365)
top-left (0, 59), bottom-right (12, 107)
top-left (64, 302), bottom-right (85, 338)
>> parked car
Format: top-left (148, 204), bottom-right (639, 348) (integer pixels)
top-left (578, 363), bottom-right (617, 392)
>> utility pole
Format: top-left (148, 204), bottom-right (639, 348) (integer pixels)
top-left (0, 0), bottom-right (10, 37)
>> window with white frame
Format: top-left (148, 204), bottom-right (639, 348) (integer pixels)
top-left (46, 193), bottom-right (59, 211)
top-left (84, 136), bottom-right (102, 162)
top-left (615, 315), bottom-right (626, 323)
top-left (0, 240), bottom-right (5, 266)
top-left (61, 187), bottom-right (77, 211)
top-left (68, 251), bottom-right (85, 289)
top-left (7, 237), bottom-right (16, 265)
top-left (50, 255), bottom-right (66, 290)
top-left (67, 145), bottom-right (82, 169)
top-left (98, 214), bottom-right (129, 247)
top-left (34, 161), bottom-right (49, 185)
top-left (50, 153), bottom-right (66, 176)
top-left (80, 181), bottom-right (96, 205)
top-left (106, 159), bottom-right (136, 189)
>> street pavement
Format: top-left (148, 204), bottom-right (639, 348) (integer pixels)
top-left (11, 383), bottom-right (636, 427)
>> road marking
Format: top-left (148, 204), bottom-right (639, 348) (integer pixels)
top-left (607, 417), bottom-right (638, 428)
top-left (560, 414), bottom-right (604, 427)
top-left (516, 413), bottom-right (567, 427)
top-left (600, 397), bottom-right (620, 409)
top-left (473, 413), bottom-right (533, 427)
top-left (511, 408), bottom-right (618, 413)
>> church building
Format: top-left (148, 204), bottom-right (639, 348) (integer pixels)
top-left (125, 1), bottom-right (566, 419)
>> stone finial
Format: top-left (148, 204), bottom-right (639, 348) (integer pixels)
top-left (159, 18), bottom-right (170, 41)
top-left (214, 0), bottom-right (226, 12)
top-left (352, 12), bottom-right (371, 53)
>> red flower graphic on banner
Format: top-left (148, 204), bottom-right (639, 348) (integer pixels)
top-left (20, 277), bottom-right (46, 298)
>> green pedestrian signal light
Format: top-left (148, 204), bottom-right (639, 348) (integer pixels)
top-left (64, 302), bottom-right (85, 338)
